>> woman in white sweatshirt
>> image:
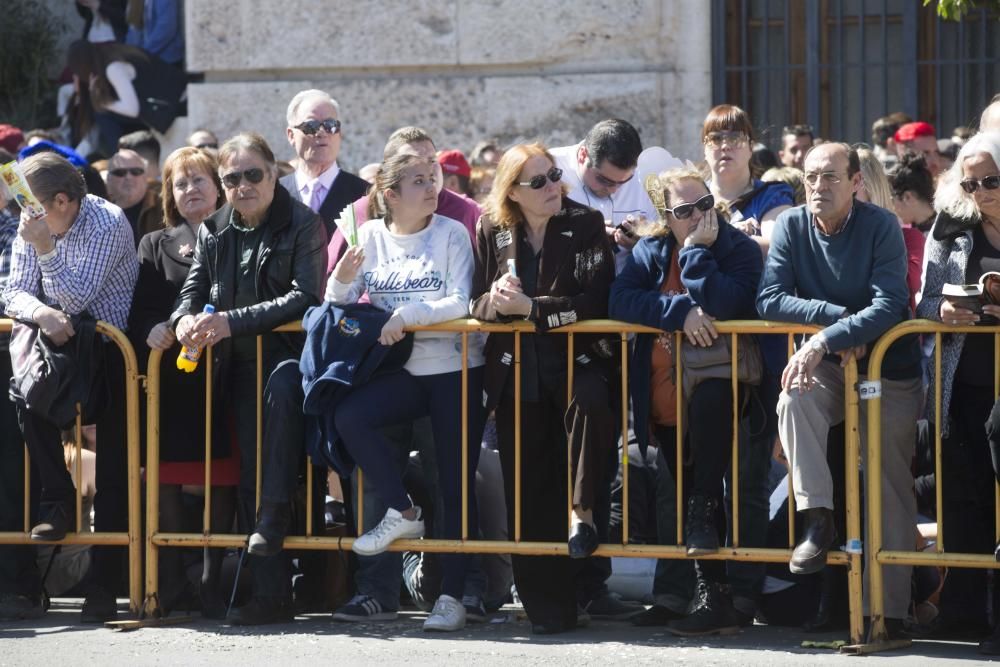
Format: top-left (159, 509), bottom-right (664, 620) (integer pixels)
top-left (328, 151), bottom-right (486, 631)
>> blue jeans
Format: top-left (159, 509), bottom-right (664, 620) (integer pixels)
top-left (338, 367), bottom-right (486, 600)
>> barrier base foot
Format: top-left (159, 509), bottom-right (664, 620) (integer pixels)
top-left (105, 615), bottom-right (193, 632)
top-left (839, 638), bottom-right (912, 655)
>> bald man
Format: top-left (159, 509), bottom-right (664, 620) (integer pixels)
top-left (105, 149), bottom-right (163, 247)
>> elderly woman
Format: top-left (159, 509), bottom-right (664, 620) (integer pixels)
top-left (170, 133), bottom-right (327, 625)
top-left (917, 131), bottom-right (1000, 653)
top-left (470, 142), bottom-right (616, 634)
top-left (128, 147), bottom-right (234, 617)
top-left (610, 168), bottom-right (762, 636)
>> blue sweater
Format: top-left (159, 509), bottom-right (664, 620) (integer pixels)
top-left (609, 223), bottom-right (763, 453)
top-left (756, 201), bottom-right (921, 378)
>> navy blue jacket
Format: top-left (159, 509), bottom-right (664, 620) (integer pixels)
top-left (608, 223), bottom-right (763, 454)
top-left (300, 302), bottom-right (412, 474)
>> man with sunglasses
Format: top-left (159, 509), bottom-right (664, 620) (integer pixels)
top-left (550, 119), bottom-right (657, 274)
top-left (280, 89), bottom-right (369, 244)
top-left (105, 149), bottom-right (163, 249)
top-left (758, 143), bottom-right (922, 637)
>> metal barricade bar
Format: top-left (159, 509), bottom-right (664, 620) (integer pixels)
top-left (142, 318), bottom-right (864, 645)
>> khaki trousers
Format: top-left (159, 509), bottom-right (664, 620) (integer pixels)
top-left (777, 359), bottom-right (922, 619)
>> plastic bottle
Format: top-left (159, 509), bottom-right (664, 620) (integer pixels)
top-left (176, 304), bottom-right (215, 373)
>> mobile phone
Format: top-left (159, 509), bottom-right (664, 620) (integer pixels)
top-left (506, 258), bottom-right (517, 278)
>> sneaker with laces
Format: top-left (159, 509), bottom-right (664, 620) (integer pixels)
top-left (352, 506), bottom-right (424, 557)
top-left (332, 595), bottom-right (398, 622)
top-left (423, 594), bottom-right (466, 632)
top-left (462, 595), bottom-right (487, 623)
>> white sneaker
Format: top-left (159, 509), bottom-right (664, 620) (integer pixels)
top-left (423, 594), bottom-right (466, 632)
top-left (352, 506), bottom-right (424, 557)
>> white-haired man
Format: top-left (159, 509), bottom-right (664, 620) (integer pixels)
top-left (279, 89), bottom-right (369, 242)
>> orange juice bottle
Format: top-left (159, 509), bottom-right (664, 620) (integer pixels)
top-left (176, 304), bottom-right (215, 372)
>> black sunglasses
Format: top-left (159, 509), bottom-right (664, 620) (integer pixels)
top-left (517, 167), bottom-right (562, 190)
top-left (221, 167), bottom-right (265, 189)
top-left (294, 118), bottom-right (341, 136)
top-left (960, 175), bottom-right (1000, 194)
top-left (109, 167), bottom-right (144, 178)
top-left (590, 167), bottom-right (634, 188)
top-left (665, 193), bottom-right (714, 220)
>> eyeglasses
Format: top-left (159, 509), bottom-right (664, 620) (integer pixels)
top-left (221, 167), bottom-right (265, 189)
top-left (109, 167), bottom-right (145, 178)
top-left (517, 167), bottom-right (562, 190)
top-left (704, 131), bottom-right (749, 149)
top-left (960, 175), bottom-right (1000, 194)
top-left (294, 119), bottom-right (341, 136)
top-left (804, 171), bottom-right (848, 187)
top-left (665, 193), bottom-right (714, 220)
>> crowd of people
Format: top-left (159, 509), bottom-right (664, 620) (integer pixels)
top-left (3, 14), bottom-right (1000, 653)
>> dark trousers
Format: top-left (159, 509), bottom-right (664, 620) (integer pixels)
top-left (17, 340), bottom-right (128, 595)
top-left (229, 360), bottom-right (292, 600)
top-left (0, 351), bottom-right (40, 596)
top-left (938, 381), bottom-right (997, 629)
top-left (336, 367), bottom-right (486, 599)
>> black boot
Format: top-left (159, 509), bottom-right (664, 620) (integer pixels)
top-left (248, 502), bottom-right (291, 557)
top-left (790, 507), bottom-right (837, 575)
top-left (229, 595), bottom-right (295, 626)
top-left (667, 579), bottom-right (741, 637)
top-left (685, 495), bottom-right (720, 556)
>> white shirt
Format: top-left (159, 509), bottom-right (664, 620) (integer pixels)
top-left (549, 143), bottom-right (658, 227)
top-left (326, 214), bottom-right (485, 376)
top-left (294, 162), bottom-right (341, 207)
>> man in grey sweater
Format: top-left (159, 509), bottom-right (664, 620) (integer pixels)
top-left (757, 143), bottom-right (922, 629)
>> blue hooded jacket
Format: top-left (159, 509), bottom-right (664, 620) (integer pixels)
top-left (300, 302), bottom-right (412, 474)
top-left (608, 222), bottom-right (763, 455)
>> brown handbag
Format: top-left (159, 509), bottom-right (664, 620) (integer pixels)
top-left (679, 333), bottom-right (763, 398)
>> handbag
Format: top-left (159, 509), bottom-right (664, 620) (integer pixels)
top-left (679, 333), bottom-right (763, 398)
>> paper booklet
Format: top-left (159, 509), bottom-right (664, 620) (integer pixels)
top-left (0, 161), bottom-right (46, 218)
top-left (334, 203), bottom-right (358, 247)
top-left (942, 271), bottom-right (1000, 324)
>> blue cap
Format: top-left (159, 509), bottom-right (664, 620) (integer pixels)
top-left (18, 141), bottom-right (89, 168)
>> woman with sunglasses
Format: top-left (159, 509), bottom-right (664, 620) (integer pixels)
top-left (702, 105), bottom-right (794, 255)
top-left (609, 168), bottom-right (762, 636)
top-left (917, 131), bottom-right (1000, 654)
top-left (170, 132), bottom-right (328, 625)
top-left (470, 143), bottom-right (617, 634)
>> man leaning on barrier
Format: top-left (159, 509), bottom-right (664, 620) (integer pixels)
top-left (757, 142), bottom-right (922, 633)
top-left (170, 133), bottom-right (327, 625)
top-left (3, 152), bottom-right (139, 623)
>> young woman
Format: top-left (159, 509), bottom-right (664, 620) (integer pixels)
top-left (329, 152), bottom-right (486, 633)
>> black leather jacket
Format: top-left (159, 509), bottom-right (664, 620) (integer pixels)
top-left (169, 182), bottom-right (327, 384)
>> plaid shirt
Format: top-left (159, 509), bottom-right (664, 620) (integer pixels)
top-left (3, 195), bottom-right (138, 330)
top-left (0, 209), bottom-right (19, 310)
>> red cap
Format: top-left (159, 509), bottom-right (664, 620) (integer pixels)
top-left (894, 121), bottom-right (936, 144)
top-left (437, 149), bottom-right (471, 178)
top-left (0, 124), bottom-right (24, 155)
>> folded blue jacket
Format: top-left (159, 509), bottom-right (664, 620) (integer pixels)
top-left (300, 301), bottom-right (412, 474)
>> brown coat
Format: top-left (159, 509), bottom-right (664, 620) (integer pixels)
top-left (470, 197), bottom-right (618, 411)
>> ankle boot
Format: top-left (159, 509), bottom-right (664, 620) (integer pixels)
top-left (790, 507), bottom-right (837, 575)
top-left (667, 578), bottom-right (740, 637)
top-left (685, 495), bottom-right (720, 556)
top-left (248, 502), bottom-right (291, 557)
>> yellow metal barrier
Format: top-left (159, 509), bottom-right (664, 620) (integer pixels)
top-left (0, 318), bottom-right (144, 616)
top-left (142, 318), bottom-right (865, 644)
top-left (865, 319), bottom-right (1000, 648)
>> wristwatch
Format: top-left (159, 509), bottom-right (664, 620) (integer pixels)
top-left (808, 335), bottom-right (829, 355)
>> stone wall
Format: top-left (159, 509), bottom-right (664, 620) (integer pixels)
top-left (184, 0), bottom-right (712, 171)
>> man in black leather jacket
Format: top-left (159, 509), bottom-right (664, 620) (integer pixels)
top-left (169, 133), bottom-right (326, 624)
